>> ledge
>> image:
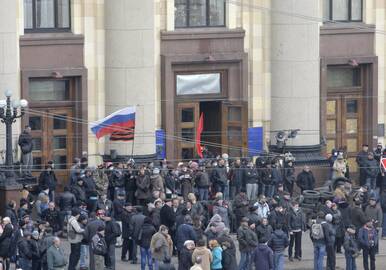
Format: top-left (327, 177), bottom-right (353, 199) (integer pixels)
top-left (320, 23), bottom-right (375, 35)
top-left (161, 28), bottom-right (245, 40)
top-left (20, 33), bottom-right (84, 46)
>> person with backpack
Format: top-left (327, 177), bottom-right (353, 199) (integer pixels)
top-left (67, 208), bottom-right (84, 270)
top-left (103, 214), bottom-right (122, 270)
top-left (344, 225), bottom-right (359, 270)
top-left (91, 226), bottom-right (108, 270)
top-left (310, 212), bottom-right (332, 270)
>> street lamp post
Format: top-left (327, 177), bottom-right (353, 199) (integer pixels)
top-left (0, 90), bottom-right (28, 171)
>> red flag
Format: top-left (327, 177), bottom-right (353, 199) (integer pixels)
top-left (381, 157), bottom-right (386, 171)
top-left (196, 113), bottom-right (204, 158)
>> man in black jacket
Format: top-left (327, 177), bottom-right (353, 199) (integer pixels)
top-left (160, 199), bottom-right (175, 231)
top-left (104, 215), bottom-right (121, 270)
top-left (268, 224), bottom-right (289, 270)
top-left (211, 159), bottom-right (228, 194)
top-left (18, 231), bottom-right (33, 270)
top-left (230, 159), bottom-right (244, 200)
top-left (237, 217), bottom-right (258, 270)
top-left (121, 204), bottom-right (134, 262)
top-left (288, 202), bottom-right (305, 261)
top-left (39, 162), bottom-right (58, 201)
top-left (18, 125), bottom-right (33, 177)
top-left (296, 166), bottom-right (315, 193)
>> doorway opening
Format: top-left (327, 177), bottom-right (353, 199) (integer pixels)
top-left (200, 101), bottom-right (222, 157)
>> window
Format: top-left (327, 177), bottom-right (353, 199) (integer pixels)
top-left (176, 73), bottom-right (221, 95)
top-left (24, 0), bottom-right (70, 31)
top-left (175, 0), bottom-right (225, 28)
top-left (323, 0), bottom-right (362, 22)
top-left (29, 80), bottom-right (70, 101)
top-left (327, 67), bottom-right (361, 88)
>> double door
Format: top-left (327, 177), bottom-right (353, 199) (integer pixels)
top-left (28, 107), bottom-right (74, 188)
top-left (176, 101), bottom-right (247, 159)
top-left (326, 94), bottom-right (363, 172)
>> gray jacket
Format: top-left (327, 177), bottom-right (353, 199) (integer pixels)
top-left (47, 245), bottom-right (67, 270)
top-left (67, 216), bottom-right (84, 244)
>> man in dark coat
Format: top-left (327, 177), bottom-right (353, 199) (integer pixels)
top-left (129, 206), bottom-right (146, 264)
top-left (138, 217), bottom-right (156, 270)
top-left (18, 125), bottom-right (33, 177)
top-left (176, 215), bottom-right (197, 252)
top-left (357, 144), bottom-right (370, 186)
top-left (268, 224), bottom-right (289, 270)
top-left (160, 199), bottom-right (175, 231)
top-left (39, 162), bottom-right (58, 201)
top-left (211, 159), bottom-right (228, 194)
top-left (104, 215), bottom-right (121, 270)
top-left (41, 202), bottom-right (61, 233)
top-left (296, 166), bottom-right (315, 193)
top-left (237, 217), bottom-right (258, 270)
top-left (364, 152), bottom-right (380, 191)
top-left (229, 159), bottom-right (244, 200)
top-left (252, 239), bottom-right (274, 270)
top-left (288, 202), bottom-right (305, 261)
top-left (121, 204), bottom-right (134, 262)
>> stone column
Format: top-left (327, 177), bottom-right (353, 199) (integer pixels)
top-left (271, 0), bottom-right (320, 146)
top-left (105, 0), bottom-right (156, 157)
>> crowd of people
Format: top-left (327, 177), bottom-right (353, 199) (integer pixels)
top-left (0, 143), bottom-right (385, 270)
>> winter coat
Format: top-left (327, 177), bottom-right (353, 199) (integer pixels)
top-left (4, 207), bottom-right (17, 226)
top-left (213, 204), bottom-right (229, 228)
top-left (71, 184), bottom-right (86, 203)
top-left (343, 233), bottom-right (359, 256)
top-left (268, 210), bottom-right (288, 232)
top-left (271, 166), bottom-right (283, 185)
top-left (47, 245), bottom-right (67, 270)
top-left (252, 244), bottom-right (274, 270)
top-left (351, 205), bottom-right (367, 230)
top-left (83, 176), bottom-right (97, 198)
top-left (151, 174), bottom-right (165, 193)
top-left (39, 171), bottom-right (57, 192)
top-left (135, 174), bottom-right (151, 199)
top-left (129, 213), bottom-right (146, 241)
top-left (83, 218), bottom-right (105, 243)
top-left (230, 166), bottom-right (244, 189)
top-left (222, 247), bottom-right (237, 270)
top-left (233, 193), bottom-right (249, 218)
top-left (105, 219), bottom-right (121, 245)
top-left (150, 208), bottom-right (161, 230)
top-left (138, 222), bottom-right (156, 249)
top-left (356, 150), bottom-right (368, 168)
top-left (58, 191), bottom-right (77, 212)
top-left (331, 209), bottom-right (344, 238)
top-left (211, 166), bottom-right (228, 186)
top-left (150, 231), bottom-right (173, 261)
top-left (0, 223), bottom-right (13, 257)
top-left (358, 226), bottom-right (378, 249)
top-left (205, 214), bottom-right (226, 235)
top-left (192, 246), bottom-right (212, 270)
top-left (333, 160), bottom-right (347, 179)
top-left (237, 224), bottom-right (258, 252)
top-left (365, 205), bottom-right (383, 228)
top-left (296, 170), bottom-right (315, 191)
top-left (42, 208), bottom-right (61, 232)
top-left (288, 208), bottom-right (305, 232)
top-left (195, 171), bottom-right (210, 188)
top-left (160, 204), bottom-right (176, 229)
top-left (268, 229), bottom-right (289, 252)
top-left (176, 223), bottom-right (197, 250)
top-left (121, 209), bottom-right (134, 239)
top-left (364, 158), bottom-right (379, 179)
top-left (178, 246), bottom-right (193, 270)
top-left (244, 167), bottom-right (259, 184)
top-left (96, 198), bottom-right (114, 217)
top-left (211, 246), bottom-right (222, 270)
top-left (284, 165), bottom-right (295, 185)
top-left (67, 215), bottom-right (84, 244)
top-left (256, 224), bottom-right (273, 243)
top-left (18, 131), bottom-right (33, 154)
top-left (18, 238), bottom-right (32, 259)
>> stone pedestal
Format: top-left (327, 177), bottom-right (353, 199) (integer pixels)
top-left (0, 182), bottom-right (22, 216)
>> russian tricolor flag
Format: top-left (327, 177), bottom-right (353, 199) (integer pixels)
top-left (90, 106), bottom-right (136, 140)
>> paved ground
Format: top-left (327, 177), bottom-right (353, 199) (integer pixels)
top-left (58, 233), bottom-right (386, 270)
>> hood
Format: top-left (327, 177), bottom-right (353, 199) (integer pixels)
top-left (258, 244), bottom-right (270, 251)
top-left (210, 214), bottom-right (222, 223)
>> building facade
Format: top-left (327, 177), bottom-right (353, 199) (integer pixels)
top-left (0, 0), bottom-right (383, 185)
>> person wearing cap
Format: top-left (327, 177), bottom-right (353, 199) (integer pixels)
top-left (91, 226), bottom-right (107, 270)
top-left (47, 237), bottom-right (67, 270)
top-left (325, 213), bottom-right (336, 270)
top-left (67, 208), bottom-right (85, 270)
top-left (364, 152), bottom-right (380, 192)
top-left (333, 154), bottom-right (347, 179)
top-left (357, 144), bottom-right (370, 186)
top-left (330, 203), bottom-right (344, 253)
top-left (120, 203), bottom-right (134, 262)
top-left (237, 217), bottom-right (258, 270)
top-left (344, 225), bottom-right (359, 270)
top-left (358, 220), bottom-right (378, 270)
top-left (71, 176), bottom-right (87, 203)
top-left (365, 196), bottom-right (383, 232)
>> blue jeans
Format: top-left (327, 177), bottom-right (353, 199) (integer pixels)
top-left (80, 244), bottom-right (88, 268)
top-left (345, 253), bottom-right (357, 270)
top-left (262, 184), bottom-right (274, 198)
top-left (383, 212), bottom-right (386, 237)
top-left (19, 258), bottom-right (31, 270)
top-left (198, 188), bottom-right (209, 201)
top-left (140, 247), bottom-right (153, 270)
top-left (313, 243), bottom-right (326, 270)
top-left (366, 178), bottom-right (376, 191)
top-left (239, 251), bottom-right (251, 270)
top-left (273, 251), bottom-right (284, 270)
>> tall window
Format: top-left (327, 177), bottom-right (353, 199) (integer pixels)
top-left (175, 0), bottom-right (225, 28)
top-left (323, 0), bottom-right (362, 22)
top-left (24, 0), bottom-right (70, 31)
